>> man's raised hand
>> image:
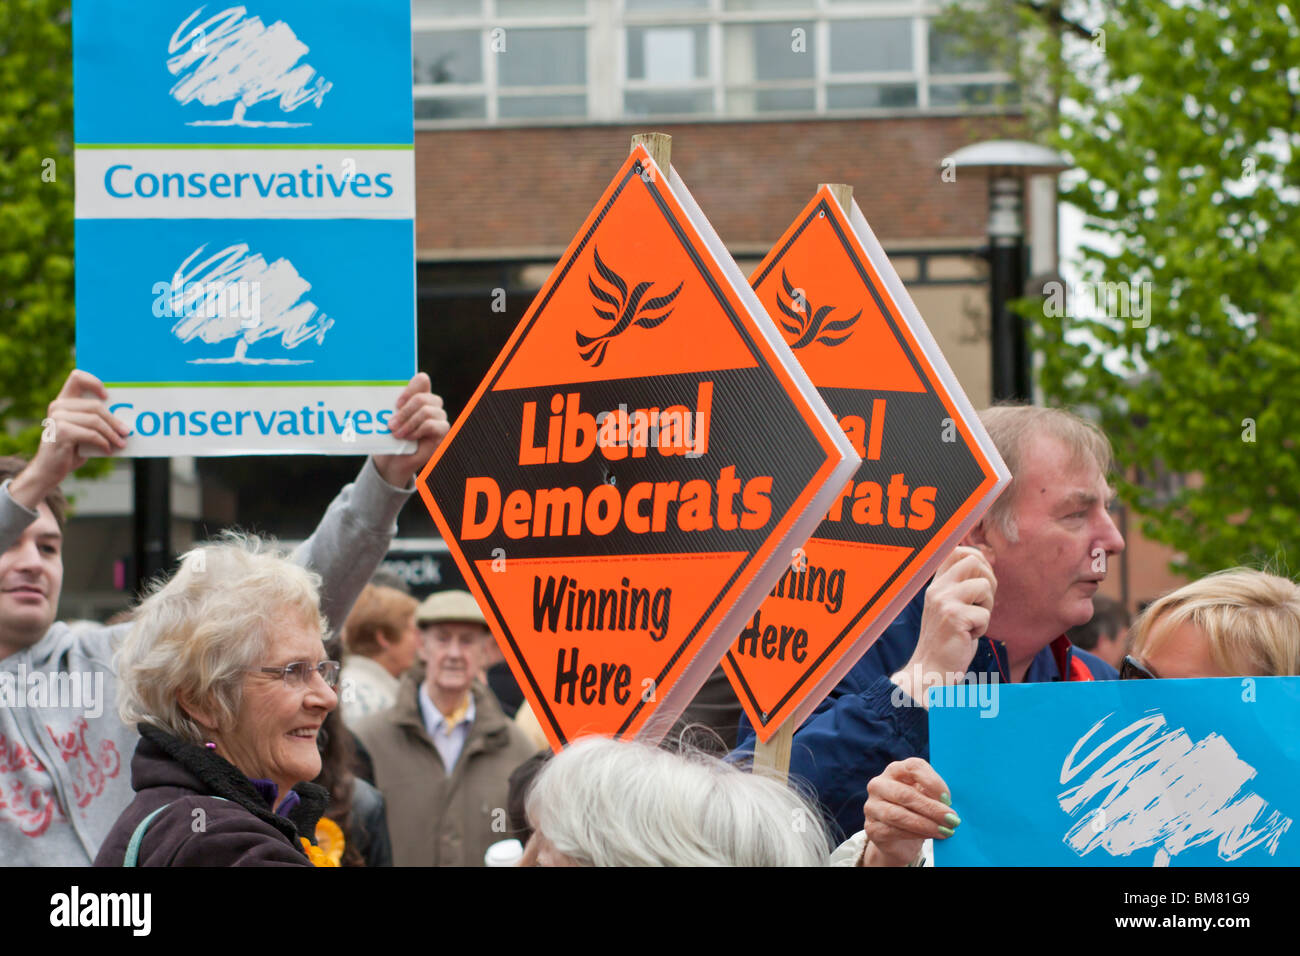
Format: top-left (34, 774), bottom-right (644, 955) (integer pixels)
top-left (8, 370), bottom-right (128, 511)
top-left (890, 544), bottom-right (996, 706)
top-left (372, 373), bottom-right (450, 489)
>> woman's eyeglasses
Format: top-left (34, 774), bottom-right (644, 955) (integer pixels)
top-left (259, 661), bottom-right (342, 688)
top-left (1119, 655), bottom-right (1156, 680)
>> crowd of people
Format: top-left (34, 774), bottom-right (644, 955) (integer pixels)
top-left (1, 370), bottom-right (1296, 867)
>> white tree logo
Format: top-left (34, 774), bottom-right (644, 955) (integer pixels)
top-left (167, 6), bottom-right (332, 127)
top-left (166, 243), bottom-right (334, 365)
top-left (1058, 710), bottom-right (1291, 866)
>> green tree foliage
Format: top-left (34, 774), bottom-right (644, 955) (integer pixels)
top-left (0, 0), bottom-right (88, 465)
top-left (1035, 0), bottom-right (1300, 575)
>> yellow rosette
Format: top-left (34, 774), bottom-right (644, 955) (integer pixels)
top-left (301, 817), bottom-right (345, 867)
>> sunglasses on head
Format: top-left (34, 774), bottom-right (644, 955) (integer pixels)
top-left (1120, 655), bottom-right (1156, 680)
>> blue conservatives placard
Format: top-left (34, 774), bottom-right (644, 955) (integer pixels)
top-left (73, 0), bottom-right (416, 455)
top-left (929, 677), bottom-right (1300, 867)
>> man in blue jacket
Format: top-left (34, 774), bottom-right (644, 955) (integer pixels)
top-left (733, 405), bottom-right (1125, 842)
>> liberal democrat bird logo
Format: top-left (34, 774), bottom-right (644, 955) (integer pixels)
top-left (776, 269), bottom-right (860, 349)
top-left (577, 246), bottom-right (682, 367)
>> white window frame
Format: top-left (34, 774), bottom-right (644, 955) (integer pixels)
top-left (414, 0), bottom-right (596, 125)
top-left (411, 0), bottom-right (1017, 128)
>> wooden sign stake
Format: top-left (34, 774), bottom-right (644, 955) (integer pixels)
top-left (752, 720), bottom-right (795, 780)
top-left (631, 131), bottom-right (672, 171)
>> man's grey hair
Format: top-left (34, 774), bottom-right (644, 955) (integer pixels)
top-left (116, 532), bottom-right (327, 744)
top-left (978, 405), bottom-right (1114, 542)
top-left (526, 736), bottom-right (830, 866)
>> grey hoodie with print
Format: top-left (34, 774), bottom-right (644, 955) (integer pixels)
top-left (0, 458), bottom-right (411, 866)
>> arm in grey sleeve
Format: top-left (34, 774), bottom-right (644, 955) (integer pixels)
top-left (0, 479), bottom-right (39, 552)
top-left (291, 458), bottom-right (414, 637)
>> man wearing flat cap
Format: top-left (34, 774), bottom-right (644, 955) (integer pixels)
top-left (353, 589), bottom-right (538, 866)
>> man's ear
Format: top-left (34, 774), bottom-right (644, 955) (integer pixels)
top-left (964, 520), bottom-right (991, 550)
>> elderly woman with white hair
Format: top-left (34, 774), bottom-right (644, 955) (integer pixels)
top-left (519, 736), bottom-right (829, 866)
top-left (94, 534), bottom-right (341, 867)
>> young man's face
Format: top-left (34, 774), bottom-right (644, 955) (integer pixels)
top-left (984, 435), bottom-right (1126, 652)
top-left (0, 503), bottom-right (63, 657)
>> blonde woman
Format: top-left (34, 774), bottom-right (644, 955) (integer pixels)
top-left (1120, 568), bottom-right (1300, 680)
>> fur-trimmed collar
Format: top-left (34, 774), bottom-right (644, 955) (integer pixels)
top-left (137, 723), bottom-right (329, 846)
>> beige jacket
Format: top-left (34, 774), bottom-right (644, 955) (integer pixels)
top-left (340, 654), bottom-right (400, 729)
top-left (354, 666), bottom-right (539, 866)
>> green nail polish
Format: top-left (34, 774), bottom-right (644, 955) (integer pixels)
top-left (939, 792), bottom-right (951, 806)
top-left (944, 812), bottom-right (961, 828)
top-left (938, 825), bottom-right (954, 838)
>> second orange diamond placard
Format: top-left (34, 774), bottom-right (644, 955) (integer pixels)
top-left (722, 186), bottom-right (1010, 742)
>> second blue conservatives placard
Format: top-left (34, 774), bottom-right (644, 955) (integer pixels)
top-left (930, 677), bottom-right (1300, 866)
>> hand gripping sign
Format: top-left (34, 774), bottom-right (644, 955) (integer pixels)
top-left (417, 141), bottom-right (859, 751)
top-left (722, 185), bottom-right (1009, 743)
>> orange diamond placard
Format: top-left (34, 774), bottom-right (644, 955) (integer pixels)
top-left (417, 149), bottom-right (859, 751)
top-left (722, 187), bottom-right (1010, 742)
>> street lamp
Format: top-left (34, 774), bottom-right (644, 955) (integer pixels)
top-left (948, 140), bottom-right (1070, 403)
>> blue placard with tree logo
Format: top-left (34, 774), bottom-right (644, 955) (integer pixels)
top-left (73, 0), bottom-right (416, 455)
top-left (929, 677), bottom-right (1300, 866)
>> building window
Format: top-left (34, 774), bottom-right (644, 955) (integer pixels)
top-left (624, 23), bottom-right (711, 114)
top-left (719, 20), bottom-right (815, 116)
top-left (627, 0), bottom-right (712, 10)
top-left (413, 27), bottom-right (485, 120)
top-left (412, 0), bottom-right (1016, 127)
top-left (413, 0), bottom-right (593, 122)
top-left (926, 23), bottom-right (1014, 107)
top-left (825, 17), bottom-right (917, 111)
